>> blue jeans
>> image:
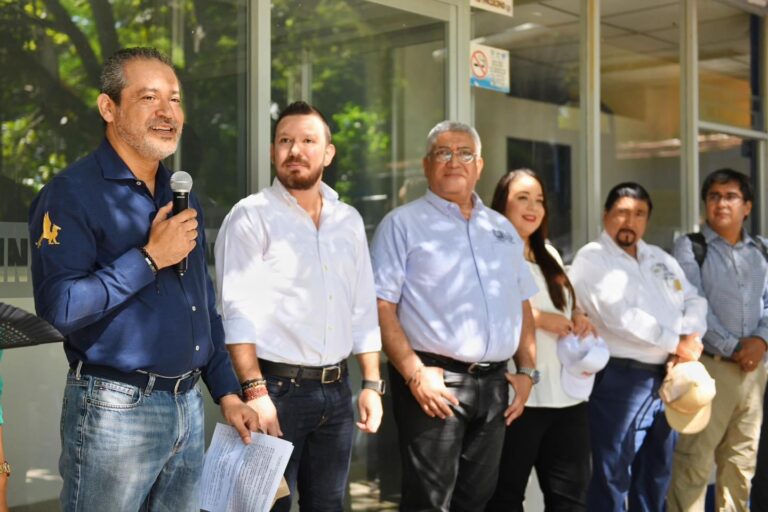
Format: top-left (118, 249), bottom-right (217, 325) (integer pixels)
top-left (59, 372), bottom-right (204, 512)
top-left (587, 360), bottom-right (676, 512)
top-left (269, 374), bottom-right (354, 512)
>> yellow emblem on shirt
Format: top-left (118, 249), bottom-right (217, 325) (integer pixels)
top-left (36, 212), bottom-right (62, 248)
top-left (673, 279), bottom-right (682, 292)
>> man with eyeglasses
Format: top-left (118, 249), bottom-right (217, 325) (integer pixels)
top-left (668, 169), bottom-right (768, 511)
top-left (371, 120), bottom-right (538, 510)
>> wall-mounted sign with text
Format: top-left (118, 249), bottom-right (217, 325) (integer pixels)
top-left (470, 42), bottom-right (510, 94)
top-left (471, 0), bottom-right (513, 17)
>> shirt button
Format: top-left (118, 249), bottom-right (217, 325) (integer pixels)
top-left (328, 295), bottom-right (333, 301)
top-left (195, 345), bottom-right (200, 351)
top-left (323, 265), bottom-right (329, 272)
top-left (328, 326), bottom-right (334, 332)
top-left (191, 306), bottom-right (197, 312)
top-left (136, 181), bottom-right (142, 186)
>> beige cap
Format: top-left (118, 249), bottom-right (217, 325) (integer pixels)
top-left (660, 361), bottom-right (716, 434)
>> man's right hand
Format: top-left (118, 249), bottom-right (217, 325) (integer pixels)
top-left (675, 332), bottom-right (703, 362)
top-left (144, 201), bottom-right (198, 269)
top-left (408, 366), bottom-right (459, 420)
top-left (246, 395), bottom-right (283, 437)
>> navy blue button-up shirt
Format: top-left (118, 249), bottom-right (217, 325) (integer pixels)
top-left (29, 139), bottom-right (239, 400)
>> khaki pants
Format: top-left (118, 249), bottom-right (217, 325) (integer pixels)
top-left (667, 355), bottom-right (767, 512)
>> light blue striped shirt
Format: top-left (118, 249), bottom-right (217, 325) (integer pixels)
top-left (673, 223), bottom-right (768, 357)
top-left (371, 190), bottom-right (538, 362)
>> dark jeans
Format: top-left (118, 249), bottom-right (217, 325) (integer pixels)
top-left (587, 359), bottom-right (675, 512)
top-left (486, 402), bottom-right (591, 512)
top-left (389, 362), bottom-right (508, 512)
top-left (751, 384), bottom-right (768, 510)
top-left (269, 374), bottom-right (354, 512)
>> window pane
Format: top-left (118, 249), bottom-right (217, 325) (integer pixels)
top-left (271, 0), bottom-right (446, 238)
top-left (699, 0), bottom-right (760, 129)
top-left (601, 0), bottom-right (681, 250)
top-left (473, 1), bottom-right (581, 261)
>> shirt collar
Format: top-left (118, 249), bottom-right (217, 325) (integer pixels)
top-left (423, 189), bottom-right (482, 219)
top-left (701, 222), bottom-right (756, 248)
top-left (94, 138), bottom-right (171, 189)
top-left (270, 177), bottom-right (340, 205)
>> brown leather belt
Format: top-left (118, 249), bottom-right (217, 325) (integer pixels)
top-left (258, 359), bottom-right (347, 383)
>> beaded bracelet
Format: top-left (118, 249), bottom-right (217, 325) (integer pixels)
top-left (241, 378), bottom-right (267, 391)
top-left (242, 385), bottom-right (268, 401)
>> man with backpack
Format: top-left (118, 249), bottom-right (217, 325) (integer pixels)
top-left (668, 168), bottom-right (768, 511)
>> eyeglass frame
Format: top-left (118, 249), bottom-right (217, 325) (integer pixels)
top-left (428, 147), bottom-right (479, 164)
top-left (705, 192), bottom-right (746, 205)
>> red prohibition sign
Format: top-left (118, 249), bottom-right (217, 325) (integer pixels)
top-left (471, 50), bottom-right (489, 79)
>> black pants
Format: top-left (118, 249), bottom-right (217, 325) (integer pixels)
top-left (389, 362), bottom-right (508, 512)
top-left (751, 385), bottom-right (768, 510)
top-left (486, 402), bottom-right (591, 512)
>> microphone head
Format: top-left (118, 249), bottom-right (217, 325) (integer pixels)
top-left (170, 171), bottom-right (193, 193)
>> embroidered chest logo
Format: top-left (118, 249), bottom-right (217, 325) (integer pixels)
top-left (651, 262), bottom-right (682, 291)
top-left (492, 229), bottom-right (517, 244)
top-left (36, 212), bottom-right (62, 248)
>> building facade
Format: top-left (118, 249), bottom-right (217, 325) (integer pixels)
top-left (1, 0), bottom-right (766, 509)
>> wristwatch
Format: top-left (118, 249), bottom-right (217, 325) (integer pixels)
top-left (362, 379), bottom-right (386, 396)
top-left (1, 461), bottom-right (10, 477)
top-left (517, 367), bottom-right (540, 385)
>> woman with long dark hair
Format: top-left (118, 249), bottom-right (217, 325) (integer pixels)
top-left (486, 169), bottom-right (596, 511)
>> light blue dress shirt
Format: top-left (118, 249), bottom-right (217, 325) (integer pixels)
top-left (673, 223), bottom-right (768, 357)
top-left (372, 190), bottom-right (538, 363)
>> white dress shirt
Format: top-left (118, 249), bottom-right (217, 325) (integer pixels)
top-left (215, 179), bottom-right (381, 365)
top-left (569, 231), bottom-right (707, 364)
top-left (372, 190), bottom-right (538, 362)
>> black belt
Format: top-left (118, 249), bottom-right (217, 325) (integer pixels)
top-left (259, 359), bottom-right (347, 383)
top-left (416, 351), bottom-right (507, 375)
top-left (73, 362), bottom-right (201, 394)
top-left (608, 357), bottom-right (664, 374)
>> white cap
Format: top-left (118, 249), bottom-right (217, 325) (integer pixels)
top-left (556, 334), bottom-right (611, 400)
top-left (660, 361), bottom-right (716, 434)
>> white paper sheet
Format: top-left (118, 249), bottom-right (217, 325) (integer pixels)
top-left (200, 423), bottom-right (293, 512)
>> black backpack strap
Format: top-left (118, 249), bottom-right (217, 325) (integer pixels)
top-left (686, 232), bottom-right (707, 268)
top-left (755, 236), bottom-right (768, 263)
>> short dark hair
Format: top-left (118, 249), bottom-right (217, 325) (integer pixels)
top-left (700, 168), bottom-right (753, 203)
top-left (273, 101), bottom-right (332, 143)
top-left (100, 47), bottom-right (176, 104)
top-left (604, 182), bottom-right (653, 214)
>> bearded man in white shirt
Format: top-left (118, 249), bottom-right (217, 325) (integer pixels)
top-left (215, 101), bottom-right (384, 512)
top-left (569, 182), bottom-right (707, 512)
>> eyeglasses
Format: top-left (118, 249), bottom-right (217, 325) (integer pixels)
top-left (431, 148), bottom-right (477, 163)
top-left (706, 192), bottom-right (744, 205)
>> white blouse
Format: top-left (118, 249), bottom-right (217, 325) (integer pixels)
top-left (509, 244), bottom-right (582, 408)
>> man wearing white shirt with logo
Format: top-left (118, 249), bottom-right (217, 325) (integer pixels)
top-left (569, 182), bottom-right (707, 512)
top-left (215, 101), bottom-right (383, 512)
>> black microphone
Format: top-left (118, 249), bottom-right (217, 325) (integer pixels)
top-left (170, 171), bottom-right (193, 276)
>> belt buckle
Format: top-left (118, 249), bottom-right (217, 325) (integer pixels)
top-left (321, 365), bottom-right (341, 384)
top-left (467, 362), bottom-right (489, 374)
top-left (173, 370), bottom-right (200, 394)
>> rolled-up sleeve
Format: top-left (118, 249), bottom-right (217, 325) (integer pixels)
top-left (371, 212), bottom-right (408, 304)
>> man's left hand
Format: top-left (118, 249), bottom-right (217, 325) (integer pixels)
top-left (732, 337), bottom-right (767, 373)
top-left (219, 394), bottom-right (260, 444)
top-left (356, 389), bottom-right (383, 433)
top-left (504, 373), bottom-right (533, 426)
